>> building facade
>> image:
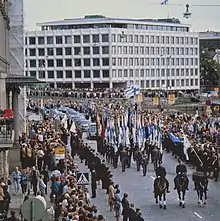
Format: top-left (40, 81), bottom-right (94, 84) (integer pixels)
top-left (0, 0), bottom-right (11, 178)
top-left (25, 15), bottom-right (200, 90)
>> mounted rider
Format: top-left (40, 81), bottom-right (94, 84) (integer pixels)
top-left (174, 159), bottom-right (189, 190)
top-left (192, 164), bottom-right (208, 190)
top-left (154, 161), bottom-right (170, 193)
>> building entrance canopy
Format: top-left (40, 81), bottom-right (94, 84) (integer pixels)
top-left (6, 74), bottom-right (47, 87)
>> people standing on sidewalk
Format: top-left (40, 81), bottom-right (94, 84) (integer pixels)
top-left (40, 166), bottom-right (49, 195)
top-left (121, 193), bottom-right (130, 221)
top-left (21, 169), bottom-right (29, 196)
top-left (114, 189), bottom-right (121, 221)
top-left (30, 166), bottom-right (39, 196)
top-left (12, 167), bottom-right (21, 195)
top-left (108, 180), bottom-right (115, 212)
top-left (38, 175), bottom-right (46, 198)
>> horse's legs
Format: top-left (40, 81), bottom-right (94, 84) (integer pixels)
top-left (155, 194), bottom-right (158, 204)
top-left (177, 190), bottom-right (182, 206)
top-left (159, 194), bottom-right (162, 209)
top-left (182, 191), bottom-right (185, 208)
top-left (163, 193), bottom-right (167, 210)
top-left (199, 190), bottom-right (203, 207)
top-left (204, 190), bottom-right (207, 205)
top-left (197, 190), bottom-right (200, 204)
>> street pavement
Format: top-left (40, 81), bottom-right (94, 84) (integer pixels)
top-left (82, 140), bottom-right (220, 221)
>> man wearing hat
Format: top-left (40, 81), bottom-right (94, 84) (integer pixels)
top-left (174, 159), bottom-right (189, 190)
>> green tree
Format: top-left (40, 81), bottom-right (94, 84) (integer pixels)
top-left (200, 49), bottom-right (220, 91)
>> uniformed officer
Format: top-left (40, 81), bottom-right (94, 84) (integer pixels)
top-left (212, 154), bottom-right (219, 182)
top-left (174, 159), bottom-right (189, 190)
top-left (120, 148), bottom-right (128, 172)
top-left (155, 161), bottom-right (167, 178)
top-left (142, 152), bottom-right (149, 176)
top-left (154, 161), bottom-right (170, 193)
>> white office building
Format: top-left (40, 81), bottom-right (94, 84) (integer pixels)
top-left (25, 15), bottom-right (200, 90)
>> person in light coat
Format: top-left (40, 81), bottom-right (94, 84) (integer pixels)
top-left (38, 175), bottom-right (46, 198)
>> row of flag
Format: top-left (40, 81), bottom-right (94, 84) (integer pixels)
top-left (96, 109), bottom-right (164, 153)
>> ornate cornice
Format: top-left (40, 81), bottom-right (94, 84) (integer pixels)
top-left (0, 0), bottom-right (10, 29)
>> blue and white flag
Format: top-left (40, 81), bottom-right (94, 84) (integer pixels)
top-left (124, 86), bottom-right (140, 98)
top-left (161, 0), bottom-right (168, 5)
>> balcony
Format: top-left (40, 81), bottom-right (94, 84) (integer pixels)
top-left (0, 119), bottom-right (13, 149)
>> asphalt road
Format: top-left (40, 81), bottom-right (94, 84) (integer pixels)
top-left (80, 139), bottom-right (220, 221)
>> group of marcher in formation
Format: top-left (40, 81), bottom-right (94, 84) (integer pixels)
top-left (0, 90), bottom-right (219, 221)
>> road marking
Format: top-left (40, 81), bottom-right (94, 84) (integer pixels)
top-left (194, 212), bottom-right (203, 219)
top-left (151, 176), bottom-right (155, 180)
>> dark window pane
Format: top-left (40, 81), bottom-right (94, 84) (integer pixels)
top-left (38, 37), bottom-right (44, 44)
top-left (102, 46), bottom-right (109, 54)
top-left (74, 59), bottom-right (81, 67)
top-left (83, 35), bottom-right (90, 43)
top-left (65, 47), bottom-right (72, 55)
top-left (93, 70), bottom-right (100, 78)
top-left (38, 48), bottom-right (45, 56)
top-left (29, 37), bottom-right (36, 45)
top-left (93, 47), bottom-right (99, 54)
top-left (57, 71), bottom-right (63, 78)
top-left (47, 36), bottom-right (53, 44)
top-left (48, 71), bottom-right (54, 78)
top-left (56, 48), bottom-right (63, 55)
top-left (83, 47), bottom-right (90, 55)
top-left (56, 59), bottom-right (63, 67)
top-left (74, 47), bottom-right (81, 55)
top-left (47, 48), bottom-right (54, 55)
top-left (30, 71), bottom-right (36, 77)
top-left (74, 35), bottom-right (81, 43)
top-left (92, 35), bottom-right (99, 43)
top-left (29, 60), bottom-right (36, 67)
top-left (65, 59), bottom-right (72, 67)
top-left (47, 60), bottom-right (54, 67)
top-left (93, 58), bottom-right (100, 66)
top-left (56, 36), bottom-right (63, 44)
top-left (84, 59), bottom-right (90, 66)
top-left (84, 70), bottom-right (90, 78)
top-left (102, 34), bottom-right (109, 42)
top-left (66, 70), bottom-right (72, 78)
top-left (103, 70), bottom-right (109, 78)
top-left (75, 70), bottom-right (81, 78)
top-left (102, 58), bottom-right (109, 66)
top-left (29, 49), bottom-right (36, 56)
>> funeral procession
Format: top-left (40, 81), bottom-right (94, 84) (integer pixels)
top-left (1, 0), bottom-right (220, 221)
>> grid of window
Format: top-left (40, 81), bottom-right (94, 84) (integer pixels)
top-left (25, 29), bottom-right (199, 90)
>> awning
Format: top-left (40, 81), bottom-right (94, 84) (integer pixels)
top-left (6, 74), bottom-right (48, 87)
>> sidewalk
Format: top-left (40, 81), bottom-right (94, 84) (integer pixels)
top-left (9, 184), bottom-right (52, 213)
top-left (75, 157), bottom-right (117, 220)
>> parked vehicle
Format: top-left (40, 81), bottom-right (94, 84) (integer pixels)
top-left (87, 122), bottom-right (97, 139)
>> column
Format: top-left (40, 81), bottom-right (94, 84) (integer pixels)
top-left (90, 82), bottom-right (94, 89)
top-left (12, 87), bottom-right (20, 143)
top-left (72, 82), bottom-right (75, 89)
top-left (109, 81), bottom-right (113, 89)
top-left (3, 151), bottom-right (9, 179)
top-left (0, 152), bottom-right (3, 177)
top-left (6, 90), bottom-right (10, 109)
top-left (0, 72), bottom-right (7, 109)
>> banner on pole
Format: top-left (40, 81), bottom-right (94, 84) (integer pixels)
top-left (153, 97), bottom-right (159, 105)
top-left (168, 94), bottom-right (175, 105)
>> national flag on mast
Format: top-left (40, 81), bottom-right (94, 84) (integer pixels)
top-left (161, 0), bottom-right (168, 5)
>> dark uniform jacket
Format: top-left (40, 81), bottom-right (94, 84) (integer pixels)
top-left (156, 166), bottom-right (167, 177)
top-left (176, 164), bottom-right (187, 174)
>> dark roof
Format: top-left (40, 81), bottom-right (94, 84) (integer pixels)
top-left (6, 75), bottom-right (47, 87)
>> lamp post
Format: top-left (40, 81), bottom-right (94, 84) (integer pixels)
top-left (166, 55), bottom-right (171, 104)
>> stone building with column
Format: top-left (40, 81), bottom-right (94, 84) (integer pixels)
top-left (0, 0), bottom-right (44, 177)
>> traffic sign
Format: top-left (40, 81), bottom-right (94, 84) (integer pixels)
top-left (77, 172), bottom-right (89, 185)
top-left (21, 197), bottom-right (46, 221)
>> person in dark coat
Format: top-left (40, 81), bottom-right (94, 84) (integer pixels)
top-left (127, 203), bottom-right (136, 221)
top-left (121, 193), bottom-right (130, 221)
top-left (91, 165), bottom-right (97, 198)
